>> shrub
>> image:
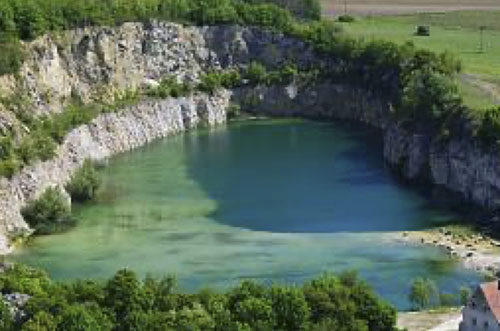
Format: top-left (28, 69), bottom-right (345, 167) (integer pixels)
top-left (16, 133), bottom-right (57, 164)
top-left (104, 269), bottom-right (149, 321)
top-left (20, 311), bottom-right (56, 331)
top-left (241, 0), bottom-right (321, 21)
top-left (234, 297), bottom-right (274, 329)
top-left (0, 158), bottom-right (19, 178)
top-left (271, 286), bottom-right (310, 330)
top-left (439, 293), bottom-right (458, 307)
top-left (400, 69), bottom-right (462, 128)
top-left (66, 160), bottom-right (101, 202)
top-left (476, 107), bottom-right (500, 148)
top-left (337, 15), bottom-right (355, 23)
top-left (0, 265), bottom-right (399, 330)
top-left (227, 103), bottom-right (241, 119)
top-left (198, 72), bottom-right (224, 94)
top-left (460, 287), bottom-right (472, 306)
top-left (0, 38), bottom-right (24, 76)
top-left (0, 264), bottom-right (52, 296)
top-left (237, 2), bottom-right (294, 32)
top-left (244, 62), bottom-right (268, 84)
top-left (57, 303), bottom-right (112, 331)
top-left (416, 25), bottom-right (430, 36)
top-left (146, 77), bottom-right (191, 98)
top-left (0, 299), bottom-right (13, 331)
top-left (408, 278), bottom-right (439, 310)
top-left (21, 186), bottom-right (74, 234)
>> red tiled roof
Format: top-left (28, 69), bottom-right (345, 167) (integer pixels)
top-left (480, 281), bottom-right (500, 322)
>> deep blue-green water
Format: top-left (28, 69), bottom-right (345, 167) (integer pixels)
top-left (12, 119), bottom-right (480, 309)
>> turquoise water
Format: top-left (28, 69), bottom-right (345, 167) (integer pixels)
top-left (12, 119), bottom-right (480, 309)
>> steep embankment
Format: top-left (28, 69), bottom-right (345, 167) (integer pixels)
top-left (0, 21), bottom-right (499, 253)
top-left (0, 94), bottom-right (229, 252)
top-left (234, 81), bottom-right (500, 211)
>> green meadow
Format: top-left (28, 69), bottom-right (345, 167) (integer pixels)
top-left (340, 11), bottom-right (500, 109)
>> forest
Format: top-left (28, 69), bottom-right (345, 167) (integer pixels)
top-left (0, 264), bottom-right (397, 330)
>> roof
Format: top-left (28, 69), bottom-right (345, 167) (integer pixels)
top-left (480, 281), bottom-right (500, 322)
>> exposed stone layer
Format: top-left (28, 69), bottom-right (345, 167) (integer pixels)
top-left (233, 81), bottom-right (500, 212)
top-left (0, 21), bottom-right (500, 253)
top-left (0, 93), bottom-right (229, 252)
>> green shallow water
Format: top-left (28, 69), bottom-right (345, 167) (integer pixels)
top-left (12, 119), bottom-right (480, 309)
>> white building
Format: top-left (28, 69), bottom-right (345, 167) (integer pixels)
top-left (460, 281), bottom-right (500, 331)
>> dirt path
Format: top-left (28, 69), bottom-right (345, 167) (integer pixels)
top-left (429, 315), bottom-right (462, 331)
top-left (461, 74), bottom-right (500, 106)
top-left (397, 308), bottom-right (461, 331)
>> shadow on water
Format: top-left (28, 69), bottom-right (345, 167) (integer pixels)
top-left (185, 119), bottom-right (473, 233)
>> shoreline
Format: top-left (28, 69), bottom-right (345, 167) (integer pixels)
top-left (396, 226), bottom-right (500, 277)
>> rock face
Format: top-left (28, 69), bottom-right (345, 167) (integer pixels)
top-left (384, 126), bottom-right (500, 209)
top-left (0, 93), bottom-right (229, 252)
top-left (3, 293), bottom-right (31, 323)
top-left (1, 21), bottom-right (500, 253)
top-left (233, 81), bottom-right (500, 212)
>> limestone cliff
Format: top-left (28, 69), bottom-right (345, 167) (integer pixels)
top-left (233, 81), bottom-right (500, 213)
top-left (0, 93), bottom-right (229, 252)
top-left (0, 21), bottom-right (499, 253)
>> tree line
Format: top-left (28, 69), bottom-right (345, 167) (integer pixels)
top-left (0, 264), bottom-right (397, 330)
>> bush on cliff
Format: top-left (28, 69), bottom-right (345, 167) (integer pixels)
top-left (0, 265), bottom-right (398, 331)
top-left (0, 37), bottom-right (23, 76)
top-left (65, 160), bottom-right (101, 203)
top-left (476, 107), bottom-right (500, 148)
top-left (399, 69), bottom-right (463, 129)
top-left (241, 0), bottom-right (321, 21)
top-left (21, 186), bottom-right (75, 234)
top-left (146, 77), bottom-right (192, 98)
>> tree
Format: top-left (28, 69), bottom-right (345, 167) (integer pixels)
top-left (56, 303), bottom-right (112, 331)
top-left (13, 0), bottom-right (47, 40)
top-left (408, 278), bottom-right (439, 310)
top-left (0, 300), bottom-right (13, 331)
top-left (234, 297), bottom-right (274, 329)
top-left (21, 186), bottom-right (74, 234)
top-left (244, 62), bottom-right (268, 84)
top-left (143, 274), bottom-right (177, 312)
top-left (104, 269), bottom-right (148, 322)
top-left (271, 286), bottom-right (310, 330)
top-left (21, 311), bottom-right (56, 331)
top-left (460, 287), bottom-right (472, 306)
top-left (175, 303), bottom-right (216, 330)
top-left (400, 69), bottom-right (462, 127)
top-left (65, 160), bottom-right (101, 202)
top-left (0, 0), bottom-right (15, 33)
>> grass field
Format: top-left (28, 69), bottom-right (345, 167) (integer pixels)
top-left (324, 8), bottom-right (500, 109)
top-left (321, 0), bottom-right (500, 16)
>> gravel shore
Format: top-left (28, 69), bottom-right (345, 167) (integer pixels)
top-left (397, 226), bottom-right (500, 276)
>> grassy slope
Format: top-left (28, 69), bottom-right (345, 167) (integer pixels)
top-left (336, 11), bottom-right (500, 109)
